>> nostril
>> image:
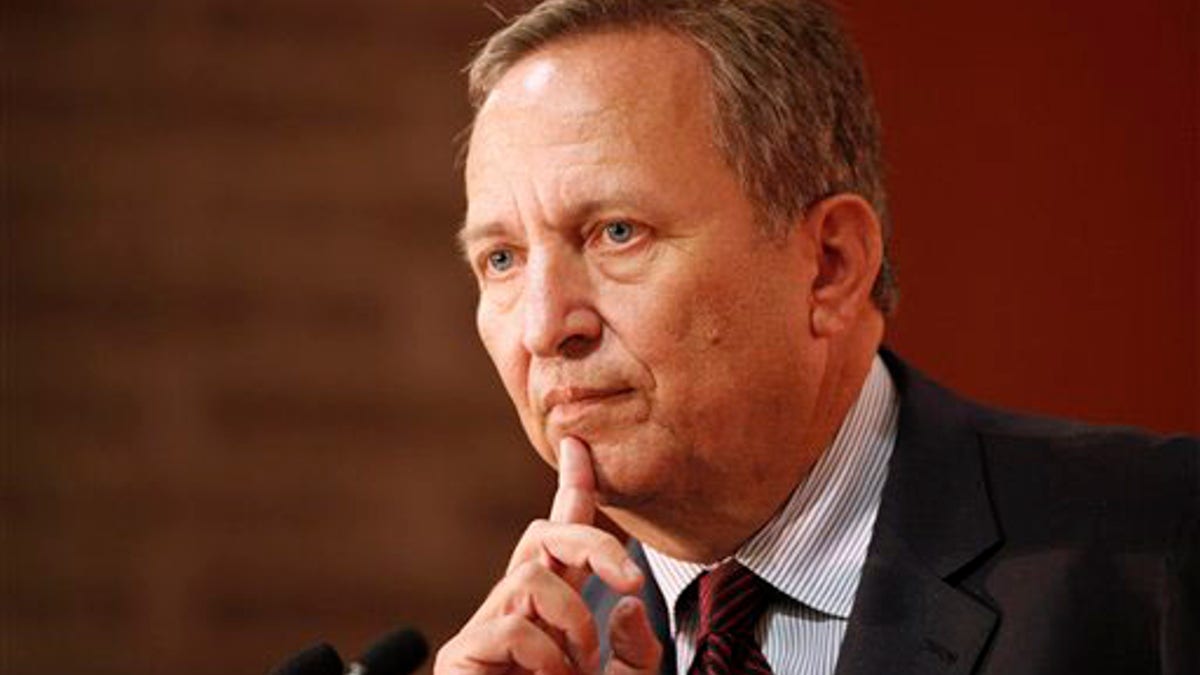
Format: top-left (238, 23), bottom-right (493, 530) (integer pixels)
top-left (559, 334), bottom-right (600, 359)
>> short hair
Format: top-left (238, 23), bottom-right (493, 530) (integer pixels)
top-left (466, 0), bottom-right (898, 314)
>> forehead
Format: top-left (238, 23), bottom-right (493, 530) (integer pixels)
top-left (463, 29), bottom-right (723, 225)
top-left (476, 28), bottom-right (713, 129)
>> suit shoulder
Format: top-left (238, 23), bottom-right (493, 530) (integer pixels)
top-left (972, 407), bottom-right (1198, 550)
top-left (974, 405), bottom-right (1198, 476)
top-left (975, 404), bottom-right (1195, 452)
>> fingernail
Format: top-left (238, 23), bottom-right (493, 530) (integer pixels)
top-left (557, 437), bottom-right (577, 468)
top-left (615, 595), bottom-right (644, 619)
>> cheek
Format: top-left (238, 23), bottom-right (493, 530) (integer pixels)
top-left (478, 302), bottom-right (554, 460)
top-left (623, 254), bottom-right (800, 402)
top-left (601, 267), bottom-right (738, 401)
top-left (658, 267), bottom-right (742, 351)
top-left (477, 304), bottom-right (527, 400)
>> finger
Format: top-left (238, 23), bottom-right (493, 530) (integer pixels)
top-left (434, 614), bottom-right (574, 675)
top-left (507, 520), bottom-right (643, 593)
top-left (470, 561), bottom-right (601, 673)
top-left (604, 597), bottom-right (663, 675)
top-left (550, 436), bottom-right (596, 525)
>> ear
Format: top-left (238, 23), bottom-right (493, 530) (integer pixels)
top-left (804, 194), bottom-right (884, 337)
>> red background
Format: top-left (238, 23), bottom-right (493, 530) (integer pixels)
top-left (849, 2), bottom-right (1198, 433)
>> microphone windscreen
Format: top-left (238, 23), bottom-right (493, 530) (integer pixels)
top-left (268, 642), bottom-right (344, 675)
top-left (358, 628), bottom-right (429, 675)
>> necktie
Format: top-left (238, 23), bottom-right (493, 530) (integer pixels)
top-left (687, 561), bottom-right (774, 675)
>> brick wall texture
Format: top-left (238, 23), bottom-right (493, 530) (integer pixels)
top-left (6, 2), bottom-right (554, 672)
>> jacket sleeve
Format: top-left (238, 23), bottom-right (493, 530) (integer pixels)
top-left (1161, 435), bottom-right (1199, 675)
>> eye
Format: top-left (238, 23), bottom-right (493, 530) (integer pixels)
top-left (602, 220), bottom-right (637, 244)
top-left (486, 248), bottom-right (516, 273)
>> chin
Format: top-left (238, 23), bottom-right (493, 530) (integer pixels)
top-left (587, 436), bottom-right (673, 509)
top-left (593, 479), bottom-right (657, 511)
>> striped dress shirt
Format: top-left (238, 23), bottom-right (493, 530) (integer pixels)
top-left (643, 355), bottom-right (899, 675)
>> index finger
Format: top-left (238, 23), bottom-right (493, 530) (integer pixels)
top-left (550, 436), bottom-right (596, 525)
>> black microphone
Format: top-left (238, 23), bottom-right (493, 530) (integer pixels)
top-left (347, 628), bottom-right (429, 675)
top-left (268, 642), bottom-right (345, 675)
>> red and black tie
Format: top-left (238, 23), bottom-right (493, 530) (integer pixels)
top-left (686, 561), bottom-right (774, 675)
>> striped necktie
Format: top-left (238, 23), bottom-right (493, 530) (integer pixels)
top-left (687, 561), bottom-right (774, 675)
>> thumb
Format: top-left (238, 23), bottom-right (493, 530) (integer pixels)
top-left (604, 596), bottom-right (663, 675)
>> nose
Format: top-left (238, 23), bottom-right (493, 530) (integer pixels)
top-left (522, 246), bottom-right (602, 358)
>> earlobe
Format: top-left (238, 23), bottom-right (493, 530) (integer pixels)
top-left (805, 194), bottom-right (884, 337)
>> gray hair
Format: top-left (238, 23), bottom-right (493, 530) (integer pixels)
top-left (466, 0), bottom-right (897, 314)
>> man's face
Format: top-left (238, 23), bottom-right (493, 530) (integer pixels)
top-left (462, 30), bottom-right (822, 512)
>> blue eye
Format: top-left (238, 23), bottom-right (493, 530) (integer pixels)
top-left (487, 249), bottom-right (515, 273)
top-left (604, 220), bottom-right (636, 244)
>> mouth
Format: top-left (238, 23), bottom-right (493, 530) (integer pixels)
top-left (543, 387), bottom-right (636, 425)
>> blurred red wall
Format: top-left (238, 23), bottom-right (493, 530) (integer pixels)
top-left (844, 1), bottom-right (1197, 433)
top-left (4, 2), bottom-right (1196, 675)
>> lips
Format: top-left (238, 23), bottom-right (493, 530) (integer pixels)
top-left (542, 386), bottom-right (635, 413)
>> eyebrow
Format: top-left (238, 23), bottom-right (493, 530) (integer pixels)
top-left (457, 194), bottom-right (653, 254)
top-left (456, 220), bottom-right (509, 256)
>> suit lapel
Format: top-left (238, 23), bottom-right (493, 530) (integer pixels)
top-left (631, 542), bottom-right (677, 675)
top-left (835, 352), bottom-right (1001, 675)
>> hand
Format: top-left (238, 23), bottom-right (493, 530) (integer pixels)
top-left (435, 437), bottom-right (663, 675)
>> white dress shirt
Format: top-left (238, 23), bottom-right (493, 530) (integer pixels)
top-left (643, 355), bottom-right (899, 675)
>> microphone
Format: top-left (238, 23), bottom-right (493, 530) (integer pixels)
top-left (347, 627), bottom-right (429, 675)
top-left (268, 629), bottom-right (429, 675)
top-left (268, 642), bottom-right (345, 675)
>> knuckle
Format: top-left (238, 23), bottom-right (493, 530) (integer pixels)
top-left (600, 535), bottom-right (626, 556)
top-left (481, 567), bottom-right (537, 617)
top-left (431, 632), bottom-right (471, 674)
top-left (573, 523), bottom-right (609, 545)
top-left (510, 558), bottom-right (546, 584)
top-left (523, 518), bottom-right (550, 538)
top-left (495, 612), bottom-right (531, 639)
top-left (431, 645), bottom-right (455, 674)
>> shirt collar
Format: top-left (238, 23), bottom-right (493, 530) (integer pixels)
top-left (644, 355), bottom-right (899, 627)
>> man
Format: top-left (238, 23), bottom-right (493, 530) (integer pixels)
top-left (436, 1), bottom-right (1198, 674)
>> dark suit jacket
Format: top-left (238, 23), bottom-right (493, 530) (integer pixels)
top-left (584, 352), bottom-right (1198, 674)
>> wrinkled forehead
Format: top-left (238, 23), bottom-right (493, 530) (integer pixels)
top-left (465, 28), bottom-right (717, 173)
